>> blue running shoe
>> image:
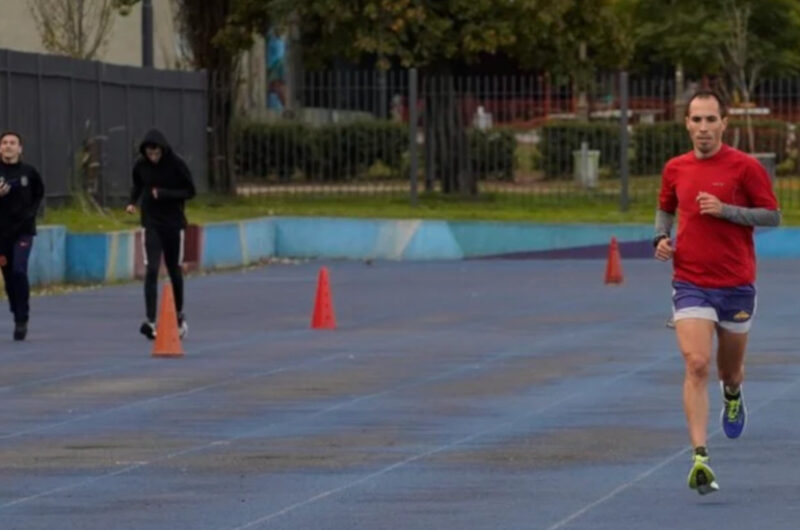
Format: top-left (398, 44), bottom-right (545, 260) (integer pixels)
top-left (688, 453), bottom-right (719, 495)
top-left (721, 383), bottom-right (746, 439)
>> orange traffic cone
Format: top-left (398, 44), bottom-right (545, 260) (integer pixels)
top-left (604, 237), bottom-right (624, 285)
top-left (311, 267), bottom-right (336, 329)
top-left (152, 283), bottom-right (184, 357)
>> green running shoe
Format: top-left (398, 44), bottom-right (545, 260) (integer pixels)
top-left (688, 453), bottom-right (719, 495)
top-left (721, 383), bottom-right (746, 439)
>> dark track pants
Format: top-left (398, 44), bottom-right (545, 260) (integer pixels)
top-left (143, 227), bottom-right (184, 322)
top-left (0, 235), bottom-right (33, 324)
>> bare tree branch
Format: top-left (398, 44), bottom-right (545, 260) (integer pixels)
top-left (28, 0), bottom-right (118, 60)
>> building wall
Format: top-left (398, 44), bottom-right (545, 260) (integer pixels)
top-left (237, 29), bottom-right (302, 119)
top-left (0, 0), bottom-right (184, 69)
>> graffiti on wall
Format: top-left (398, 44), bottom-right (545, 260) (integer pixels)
top-left (266, 32), bottom-right (287, 110)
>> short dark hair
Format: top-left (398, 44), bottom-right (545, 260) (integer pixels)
top-left (685, 89), bottom-right (728, 119)
top-left (0, 131), bottom-right (22, 144)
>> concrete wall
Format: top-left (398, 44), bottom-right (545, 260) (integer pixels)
top-left (66, 231), bottom-right (138, 284)
top-left (60, 226), bottom-right (203, 285)
top-left (201, 218), bottom-right (276, 270)
top-left (29, 225), bottom-right (66, 286)
top-left (273, 218), bottom-right (653, 260)
top-left (24, 220), bottom-right (800, 287)
top-left (755, 228), bottom-right (800, 258)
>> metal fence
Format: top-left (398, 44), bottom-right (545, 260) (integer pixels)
top-left (0, 48), bottom-right (208, 206)
top-left (228, 69), bottom-right (800, 210)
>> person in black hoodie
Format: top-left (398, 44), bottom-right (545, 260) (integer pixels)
top-left (126, 129), bottom-right (195, 340)
top-left (0, 131), bottom-right (45, 341)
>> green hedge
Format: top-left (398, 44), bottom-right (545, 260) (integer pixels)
top-left (235, 122), bottom-right (310, 181)
top-left (539, 122), bottom-right (621, 179)
top-left (631, 122), bottom-right (690, 175)
top-left (235, 121), bottom-right (408, 181)
top-left (236, 121), bottom-right (517, 182)
top-left (724, 119), bottom-right (790, 163)
top-left (313, 122), bottom-right (408, 180)
top-left (469, 128), bottom-right (516, 180)
top-left (632, 119), bottom-right (791, 175)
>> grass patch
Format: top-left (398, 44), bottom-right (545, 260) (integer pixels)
top-left (41, 182), bottom-right (800, 233)
top-left (42, 207), bottom-right (138, 232)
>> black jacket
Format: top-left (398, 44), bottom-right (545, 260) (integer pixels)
top-left (0, 160), bottom-right (45, 240)
top-left (129, 129), bottom-right (196, 229)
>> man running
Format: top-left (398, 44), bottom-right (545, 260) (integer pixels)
top-left (654, 89), bottom-right (780, 494)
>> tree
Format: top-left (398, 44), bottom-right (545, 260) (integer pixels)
top-left (625, 0), bottom-right (800, 147)
top-left (28, 0), bottom-right (122, 60)
top-left (298, 0), bottom-right (628, 73)
top-left (117, 0), bottom-right (290, 191)
top-left (295, 0), bottom-right (629, 194)
top-left (623, 0), bottom-right (722, 76)
top-left (716, 0), bottom-right (800, 152)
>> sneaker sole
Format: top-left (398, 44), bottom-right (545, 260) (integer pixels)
top-left (689, 465), bottom-right (719, 495)
top-left (697, 481), bottom-right (719, 495)
top-left (695, 469), bottom-right (719, 495)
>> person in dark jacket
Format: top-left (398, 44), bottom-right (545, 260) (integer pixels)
top-left (126, 129), bottom-right (195, 340)
top-left (0, 131), bottom-right (45, 341)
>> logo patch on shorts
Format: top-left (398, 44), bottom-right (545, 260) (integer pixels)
top-left (733, 310), bottom-right (751, 321)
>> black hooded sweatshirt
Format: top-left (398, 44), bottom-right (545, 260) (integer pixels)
top-left (0, 159), bottom-right (45, 240)
top-left (129, 129), bottom-right (196, 229)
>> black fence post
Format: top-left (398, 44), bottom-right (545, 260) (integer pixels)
top-left (619, 71), bottom-right (630, 212)
top-left (409, 68), bottom-right (418, 206)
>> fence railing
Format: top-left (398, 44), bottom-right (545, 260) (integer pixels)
top-left (222, 70), bottom-right (800, 210)
top-left (0, 48), bottom-right (208, 207)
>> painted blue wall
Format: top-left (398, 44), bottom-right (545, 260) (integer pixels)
top-left (66, 233), bottom-right (109, 283)
top-left (106, 231), bottom-right (137, 281)
top-left (27, 220), bottom-right (800, 288)
top-left (275, 217), bottom-right (382, 259)
top-left (449, 222), bottom-right (654, 258)
top-left (201, 218), bottom-right (277, 269)
top-left (755, 227), bottom-right (800, 258)
top-left (253, 219), bottom-right (800, 262)
top-left (273, 218), bottom-right (652, 261)
top-left (241, 218), bottom-right (276, 265)
top-left (29, 225), bottom-right (66, 286)
top-left (202, 222), bottom-right (243, 269)
top-left (403, 221), bottom-right (463, 260)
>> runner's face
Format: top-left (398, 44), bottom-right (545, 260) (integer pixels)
top-left (685, 97), bottom-right (727, 157)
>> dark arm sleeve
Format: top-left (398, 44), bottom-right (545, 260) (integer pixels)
top-left (718, 158), bottom-right (781, 227)
top-left (654, 208), bottom-right (675, 237)
top-left (29, 168), bottom-right (44, 218)
top-left (156, 158), bottom-right (196, 200)
top-left (654, 163), bottom-right (677, 237)
top-left (129, 164), bottom-right (143, 205)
